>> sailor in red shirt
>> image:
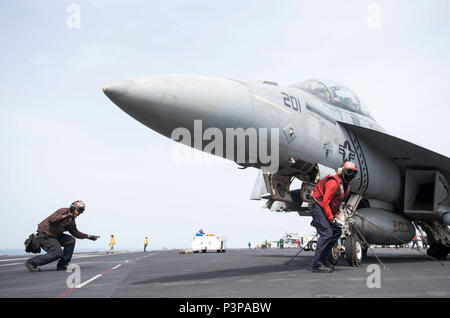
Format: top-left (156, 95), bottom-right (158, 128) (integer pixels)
top-left (411, 234), bottom-right (419, 250)
top-left (310, 162), bottom-right (358, 272)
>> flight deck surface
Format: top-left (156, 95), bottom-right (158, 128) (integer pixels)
top-left (0, 248), bottom-right (448, 298)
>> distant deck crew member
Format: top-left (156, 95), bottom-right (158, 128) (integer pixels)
top-left (310, 162), bottom-right (358, 273)
top-left (411, 234), bottom-right (419, 250)
top-left (421, 235), bottom-right (428, 249)
top-left (108, 234), bottom-right (116, 254)
top-left (144, 237), bottom-right (148, 252)
top-left (24, 200), bottom-right (99, 272)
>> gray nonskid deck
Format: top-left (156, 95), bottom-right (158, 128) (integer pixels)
top-left (0, 248), bottom-right (448, 298)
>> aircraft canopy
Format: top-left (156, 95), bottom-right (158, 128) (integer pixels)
top-left (292, 79), bottom-right (372, 118)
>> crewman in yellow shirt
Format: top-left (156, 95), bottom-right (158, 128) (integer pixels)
top-left (107, 234), bottom-right (116, 254)
top-left (144, 237), bottom-right (148, 252)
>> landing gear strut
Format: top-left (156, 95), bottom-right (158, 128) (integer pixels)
top-left (338, 194), bottom-right (366, 266)
top-left (417, 220), bottom-right (450, 261)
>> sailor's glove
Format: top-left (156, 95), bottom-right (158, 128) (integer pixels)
top-left (330, 218), bottom-right (344, 229)
top-left (87, 235), bottom-right (100, 241)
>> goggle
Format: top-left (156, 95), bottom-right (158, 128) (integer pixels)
top-left (75, 204), bottom-right (85, 214)
top-left (343, 169), bottom-right (358, 177)
top-left (76, 207), bottom-right (85, 214)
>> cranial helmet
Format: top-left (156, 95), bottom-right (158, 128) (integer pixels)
top-left (339, 162), bottom-right (358, 183)
top-left (70, 200), bottom-right (85, 214)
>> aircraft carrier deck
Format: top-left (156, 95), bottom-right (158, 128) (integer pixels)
top-left (0, 248), bottom-right (448, 298)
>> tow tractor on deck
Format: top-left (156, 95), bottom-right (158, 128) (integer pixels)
top-left (179, 231), bottom-right (227, 254)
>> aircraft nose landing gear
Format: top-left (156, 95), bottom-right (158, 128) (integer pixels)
top-left (327, 242), bottom-right (340, 266)
top-left (344, 233), bottom-right (363, 266)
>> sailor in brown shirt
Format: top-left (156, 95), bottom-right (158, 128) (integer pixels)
top-left (25, 200), bottom-right (100, 272)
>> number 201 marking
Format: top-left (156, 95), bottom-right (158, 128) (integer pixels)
top-left (281, 92), bottom-right (301, 112)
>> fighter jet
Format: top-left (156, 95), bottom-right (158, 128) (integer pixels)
top-left (103, 75), bottom-right (450, 264)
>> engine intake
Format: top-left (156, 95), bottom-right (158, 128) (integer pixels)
top-left (404, 170), bottom-right (450, 224)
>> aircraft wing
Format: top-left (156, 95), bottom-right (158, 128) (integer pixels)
top-left (337, 121), bottom-right (450, 181)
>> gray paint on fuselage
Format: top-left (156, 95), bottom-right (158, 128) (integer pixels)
top-left (103, 75), bottom-right (402, 205)
top-left (256, 81), bottom-right (402, 204)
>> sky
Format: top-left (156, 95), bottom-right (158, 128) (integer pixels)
top-left (1, 0), bottom-right (449, 252)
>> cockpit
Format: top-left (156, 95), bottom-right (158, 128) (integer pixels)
top-left (291, 79), bottom-right (372, 118)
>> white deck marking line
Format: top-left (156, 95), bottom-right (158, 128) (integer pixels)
top-left (73, 260), bottom-right (128, 289)
top-left (0, 252), bottom-right (116, 262)
top-left (56, 253), bottom-right (154, 297)
top-left (72, 254), bottom-right (111, 260)
top-left (253, 94), bottom-right (291, 114)
top-left (54, 252), bottom-right (164, 297)
top-left (0, 258), bottom-right (29, 262)
top-left (0, 254), bottom-right (109, 265)
top-left (0, 262), bottom-right (24, 267)
top-left (56, 260), bottom-right (128, 297)
top-left (76, 274), bottom-right (102, 288)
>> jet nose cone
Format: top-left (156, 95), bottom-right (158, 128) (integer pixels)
top-left (102, 79), bottom-right (133, 101)
top-left (103, 75), bottom-right (252, 140)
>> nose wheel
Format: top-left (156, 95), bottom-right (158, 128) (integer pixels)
top-left (327, 242), bottom-right (340, 266)
top-left (344, 234), bottom-right (363, 266)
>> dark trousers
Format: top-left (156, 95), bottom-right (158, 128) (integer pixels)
top-left (311, 203), bottom-right (342, 267)
top-left (144, 244), bottom-right (147, 252)
top-left (29, 232), bottom-right (76, 267)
